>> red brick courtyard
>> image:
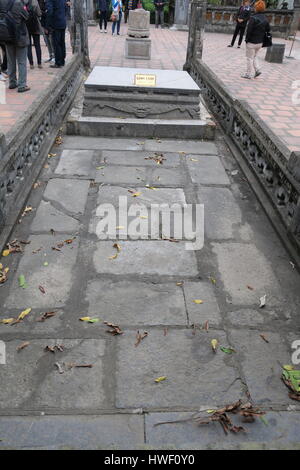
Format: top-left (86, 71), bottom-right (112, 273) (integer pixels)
top-left (0, 24), bottom-right (299, 151)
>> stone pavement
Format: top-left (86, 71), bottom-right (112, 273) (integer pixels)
top-left (0, 132), bottom-right (300, 449)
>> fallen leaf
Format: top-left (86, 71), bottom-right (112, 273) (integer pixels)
top-left (43, 262), bottom-right (49, 267)
top-left (48, 153), bottom-right (57, 158)
top-left (36, 311), bottom-right (56, 322)
top-left (203, 320), bottom-right (209, 332)
top-left (17, 341), bottom-right (30, 352)
top-left (79, 316), bottom-right (100, 323)
top-left (247, 285), bottom-right (254, 290)
top-left (33, 181), bottom-right (42, 189)
top-left (55, 362), bottom-right (64, 374)
top-left (108, 253), bottom-right (118, 260)
top-left (132, 192), bottom-right (141, 197)
top-left (104, 321), bottom-right (123, 335)
top-left (209, 276), bottom-right (216, 285)
top-left (163, 328), bottom-right (168, 336)
top-left (113, 243), bottom-right (121, 253)
top-left (18, 308), bottom-right (31, 321)
top-left (135, 330), bottom-right (148, 347)
top-left (220, 346), bottom-right (236, 354)
top-left (259, 295), bottom-right (266, 308)
top-left (193, 299), bottom-right (203, 304)
top-left (18, 274), bottom-right (28, 289)
top-left (64, 237), bottom-right (76, 245)
top-left (260, 334), bottom-right (269, 343)
top-left (39, 286), bottom-right (46, 294)
top-left (176, 282), bottom-right (183, 286)
top-left (116, 226), bottom-right (125, 230)
top-left (66, 363), bottom-right (93, 369)
top-left (211, 339), bottom-right (218, 353)
top-left (190, 158), bottom-right (198, 162)
top-left (2, 250), bottom-right (10, 257)
top-left (0, 318), bottom-right (15, 324)
top-left (155, 376), bottom-right (167, 383)
top-left (0, 265), bottom-right (9, 284)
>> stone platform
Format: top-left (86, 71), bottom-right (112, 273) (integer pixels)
top-left (83, 66), bottom-right (201, 120)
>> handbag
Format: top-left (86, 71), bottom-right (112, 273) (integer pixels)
top-left (262, 30), bottom-right (272, 48)
top-left (111, 12), bottom-right (119, 22)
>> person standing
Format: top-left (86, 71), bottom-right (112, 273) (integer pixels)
top-left (38, 0), bottom-right (55, 62)
top-left (26, 0), bottom-right (43, 69)
top-left (97, 0), bottom-right (108, 33)
top-left (154, 0), bottom-right (165, 29)
top-left (228, 0), bottom-right (251, 48)
top-left (123, 0), bottom-right (138, 24)
top-left (0, 43), bottom-right (7, 80)
top-left (0, 0), bottom-right (30, 92)
top-left (45, 0), bottom-right (66, 68)
top-left (111, 0), bottom-right (122, 36)
top-left (241, 0), bottom-right (270, 79)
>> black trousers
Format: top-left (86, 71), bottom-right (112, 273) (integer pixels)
top-left (27, 34), bottom-right (42, 65)
top-left (99, 10), bottom-right (107, 30)
top-left (52, 28), bottom-right (66, 66)
top-left (0, 44), bottom-right (7, 71)
top-left (231, 23), bottom-right (246, 46)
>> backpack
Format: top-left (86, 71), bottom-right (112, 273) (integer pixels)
top-left (26, 0), bottom-right (40, 33)
top-left (0, 0), bottom-right (17, 44)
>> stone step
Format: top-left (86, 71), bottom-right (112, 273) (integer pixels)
top-left (66, 116), bottom-right (216, 140)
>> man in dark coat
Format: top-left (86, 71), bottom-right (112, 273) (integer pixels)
top-left (97, 0), bottom-right (109, 32)
top-left (45, 0), bottom-right (66, 67)
top-left (0, 0), bottom-right (30, 92)
top-left (228, 0), bottom-right (252, 48)
top-left (154, 0), bottom-right (165, 29)
top-left (124, 0), bottom-right (138, 24)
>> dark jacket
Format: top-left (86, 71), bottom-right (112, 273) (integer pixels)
top-left (124, 0), bottom-right (138, 10)
top-left (0, 0), bottom-right (29, 46)
top-left (26, 0), bottom-right (42, 34)
top-left (97, 0), bottom-right (108, 11)
top-left (246, 12), bottom-right (270, 44)
top-left (235, 5), bottom-right (251, 25)
top-left (45, 0), bottom-right (66, 29)
top-left (154, 0), bottom-right (165, 11)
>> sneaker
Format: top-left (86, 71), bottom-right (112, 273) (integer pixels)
top-left (254, 70), bottom-right (262, 78)
top-left (38, 64), bottom-right (43, 69)
top-left (241, 73), bottom-right (251, 79)
top-left (8, 84), bottom-right (17, 89)
top-left (100, 29), bottom-right (103, 33)
top-left (104, 29), bottom-right (107, 33)
top-left (0, 73), bottom-right (6, 81)
top-left (50, 64), bottom-right (62, 68)
top-left (18, 86), bottom-right (30, 93)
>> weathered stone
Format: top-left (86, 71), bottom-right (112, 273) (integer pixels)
top-left (198, 187), bottom-right (242, 239)
top-left (128, 8), bottom-right (150, 37)
top-left (145, 411), bottom-right (300, 450)
top-left (212, 243), bottom-right (281, 306)
top-left (0, 414), bottom-right (144, 450)
top-left (4, 235), bottom-right (79, 308)
top-left (62, 136), bottom-right (144, 151)
top-left (265, 44), bottom-right (286, 64)
top-left (0, 339), bottom-right (107, 409)
top-left (115, 329), bottom-right (243, 408)
top-left (101, 150), bottom-right (181, 167)
top-left (86, 279), bottom-right (187, 325)
top-left (55, 150), bottom-right (95, 176)
top-left (125, 37), bottom-right (151, 60)
top-left (30, 201), bottom-right (79, 233)
top-left (83, 67), bottom-right (200, 120)
top-left (95, 187), bottom-right (186, 207)
top-left (187, 155), bottom-right (230, 185)
top-left (144, 139), bottom-right (218, 154)
top-left (183, 281), bottom-right (221, 326)
top-left (229, 329), bottom-right (292, 405)
top-left (94, 166), bottom-right (148, 185)
top-left (92, 241), bottom-right (198, 276)
top-left (0, 310), bottom-right (64, 335)
top-left (44, 179), bottom-right (90, 214)
top-left (226, 309), bottom-right (266, 327)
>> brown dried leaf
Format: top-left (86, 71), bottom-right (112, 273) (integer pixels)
top-left (17, 341), bottom-right (30, 352)
top-left (39, 285), bottom-right (46, 294)
top-left (36, 311), bottom-right (56, 322)
top-left (288, 392), bottom-right (300, 402)
top-left (104, 321), bottom-right (123, 336)
top-left (203, 320), bottom-right (209, 332)
top-left (135, 330), bottom-right (148, 347)
top-left (260, 334), bottom-right (269, 343)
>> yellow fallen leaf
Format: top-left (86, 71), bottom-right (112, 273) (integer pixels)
top-left (18, 308), bottom-right (31, 321)
top-left (132, 192), bottom-right (141, 197)
top-left (0, 263), bottom-right (2, 270)
top-left (109, 253), bottom-right (118, 260)
top-left (80, 317), bottom-right (92, 322)
top-left (211, 339), bottom-right (218, 352)
top-left (193, 299), bottom-right (203, 304)
top-left (140, 216), bottom-right (148, 219)
top-left (190, 158), bottom-right (198, 162)
top-left (116, 226), bottom-right (125, 230)
top-left (2, 250), bottom-right (10, 257)
top-left (113, 243), bottom-right (121, 252)
top-left (206, 409), bottom-right (216, 414)
top-left (155, 376), bottom-right (167, 383)
top-left (283, 365), bottom-right (294, 371)
top-left (0, 318), bottom-right (15, 324)
top-left (4, 267), bottom-right (9, 273)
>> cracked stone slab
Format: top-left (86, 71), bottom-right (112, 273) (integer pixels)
top-left (187, 156), bottom-right (230, 186)
top-left (183, 281), bottom-right (221, 326)
top-left (101, 150), bottom-right (181, 167)
top-left (4, 235), bottom-right (79, 308)
top-left (86, 279), bottom-right (187, 326)
top-left (92, 241), bottom-right (198, 276)
top-left (44, 179), bottom-right (90, 215)
top-left (212, 243), bottom-right (281, 306)
top-left (30, 201), bottom-right (79, 233)
top-left (96, 186), bottom-right (187, 207)
top-left (0, 414), bottom-right (144, 450)
top-left (0, 339), bottom-right (107, 410)
top-left (198, 188), bottom-right (242, 239)
top-left (229, 329), bottom-right (292, 405)
top-left (144, 140), bottom-right (218, 154)
top-left (55, 150), bottom-right (95, 176)
top-left (116, 329), bottom-right (242, 408)
top-left (62, 136), bottom-right (144, 151)
top-left (145, 411), bottom-right (300, 450)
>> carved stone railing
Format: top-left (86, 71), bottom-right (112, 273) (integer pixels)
top-left (189, 57), bottom-right (300, 255)
top-left (206, 5), bottom-right (295, 37)
top-left (0, 6), bottom-right (90, 246)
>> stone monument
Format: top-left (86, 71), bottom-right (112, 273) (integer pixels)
top-left (125, 9), bottom-right (151, 60)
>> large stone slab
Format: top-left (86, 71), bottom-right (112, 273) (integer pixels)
top-left (44, 179), bottom-right (90, 214)
top-left (83, 67), bottom-right (200, 120)
top-left (187, 155), bottom-right (230, 186)
top-left (62, 136), bottom-right (144, 151)
top-left (55, 150), bottom-right (95, 176)
top-left (95, 186), bottom-right (186, 207)
top-left (101, 150), bottom-right (181, 167)
top-left (0, 309), bottom-right (64, 335)
top-left (145, 411), bottom-right (300, 450)
top-left (94, 166), bottom-right (148, 185)
top-left (229, 329), bottom-right (292, 405)
top-left (144, 140), bottom-right (218, 154)
top-left (212, 243), bottom-right (281, 306)
top-left (92, 241), bottom-right (198, 276)
top-left (125, 37), bottom-right (151, 60)
top-left (115, 329), bottom-right (243, 408)
top-left (4, 235), bottom-right (79, 308)
top-left (183, 281), bottom-right (221, 326)
top-left (0, 414), bottom-right (144, 450)
top-left (30, 201), bottom-right (79, 233)
top-left (86, 279), bottom-right (187, 326)
top-left (0, 339), bottom-right (107, 410)
top-left (198, 187), bottom-right (242, 239)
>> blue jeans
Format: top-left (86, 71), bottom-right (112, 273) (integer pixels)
top-left (112, 11), bottom-right (122, 34)
top-left (6, 44), bottom-right (27, 89)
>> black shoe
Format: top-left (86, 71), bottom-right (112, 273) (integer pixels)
top-left (9, 84), bottom-right (17, 89)
top-left (228, 44), bottom-right (233, 47)
top-left (50, 64), bottom-right (62, 68)
top-left (18, 86), bottom-right (30, 93)
top-left (237, 45), bottom-right (241, 48)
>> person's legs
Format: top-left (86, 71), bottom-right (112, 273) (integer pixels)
top-left (16, 46), bottom-right (28, 89)
top-left (43, 30), bottom-right (54, 60)
top-left (253, 43), bottom-right (262, 76)
top-left (159, 9), bottom-right (164, 27)
top-left (117, 12), bottom-right (122, 34)
top-left (245, 42), bottom-right (255, 77)
top-left (27, 33), bottom-right (34, 65)
top-left (61, 29), bottom-right (66, 65)
top-left (155, 10), bottom-right (159, 28)
top-left (52, 29), bottom-right (65, 66)
top-left (6, 44), bottom-right (17, 87)
top-left (32, 34), bottom-right (42, 65)
top-left (112, 19), bottom-right (116, 34)
top-left (1, 44), bottom-right (7, 72)
top-left (238, 25), bottom-right (246, 46)
top-left (230, 23), bottom-right (240, 46)
top-left (104, 11), bottom-right (107, 30)
top-left (124, 9), bottom-right (129, 23)
top-left (99, 11), bottom-right (103, 30)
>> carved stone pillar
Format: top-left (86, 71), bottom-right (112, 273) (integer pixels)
top-left (183, 0), bottom-right (207, 72)
top-left (73, 0), bottom-right (91, 70)
top-left (290, 0), bottom-right (300, 36)
top-left (172, 0), bottom-right (190, 30)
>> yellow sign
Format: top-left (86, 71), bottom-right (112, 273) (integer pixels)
top-left (134, 74), bottom-right (156, 87)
